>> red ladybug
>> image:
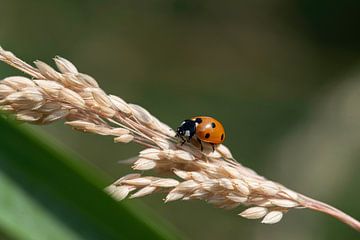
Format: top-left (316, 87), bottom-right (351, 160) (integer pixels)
top-left (176, 116), bottom-right (225, 151)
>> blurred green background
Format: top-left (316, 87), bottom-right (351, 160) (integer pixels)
top-left (0, 0), bottom-right (360, 239)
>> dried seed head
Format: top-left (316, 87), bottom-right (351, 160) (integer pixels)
top-left (257, 181), bottom-right (280, 196)
top-left (173, 169), bottom-right (191, 180)
top-left (42, 109), bottom-right (69, 123)
top-left (113, 134), bottom-right (134, 143)
top-left (34, 60), bottom-right (62, 80)
top-left (189, 189), bottom-right (209, 199)
top-left (156, 120), bottom-right (176, 137)
top-left (132, 158), bottom-right (156, 170)
top-left (261, 211), bottom-right (283, 224)
top-left (201, 179), bottom-right (219, 191)
top-left (165, 190), bottom-right (184, 202)
top-left (6, 88), bottom-right (43, 103)
top-left (0, 105), bottom-right (14, 111)
top-left (190, 172), bottom-right (208, 182)
top-left (216, 144), bottom-right (233, 159)
top-left (76, 74), bottom-right (99, 88)
top-left (58, 88), bottom-right (85, 109)
top-left (108, 185), bottom-right (135, 201)
top-left (90, 88), bottom-right (112, 108)
top-left (93, 105), bottom-right (116, 118)
top-left (269, 199), bottom-right (299, 208)
top-left (218, 178), bottom-right (234, 190)
top-left (206, 150), bottom-right (222, 159)
top-left (111, 128), bottom-right (130, 136)
top-left (130, 186), bottom-right (156, 198)
top-left (232, 179), bottom-right (250, 196)
top-left (54, 56), bottom-right (79, 74)
top-left (1, 47), bottom-right (357, 231)
top-left (139, 148), bottom-right (162, 160)
top-left (66, 121), bottom-right (118, 136)
top-left (227, 194), bottom-right (248, 203)
top-left (63, 74), bottom-right (87, 89)
top-left (16, 110), bottom-right (42, 122)
top-left (151, 179), bottom-right (179, 188)
top-left (38, 102), bottom-right (62, 113)
top-left (34, 80), bottom-right (64, 97)
top-left (128, 103), bottom-right (153, 126)
top-left (279, 189), bottom-right (299, 201)
top-left (104, 185), bottom-right (116, 195)
top-left (2, 76), bottom-right (36, 89)
top-left (0, 84), bottom-right (13, 98)
top-left (109, 95), bottom-right (132, 115)
top-left (222, 165), bottom-right (242, 179)
top-left (176, 180), bottom-right (198, 191)
top-left (174, 150), bottom-right (195, 161)
top-left (114, 173), bottom-right (142, 185)
top-left (122, 178), bottom-right (152, 186)
top-left (66, 120), bottom-right (95, 130)
top-left (153, 137), bottom-right (173, 150)
top-left (239, 207), bottom-right (268, 219)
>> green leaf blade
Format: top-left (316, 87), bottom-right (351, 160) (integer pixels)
top-left (0, 117), bottom-right (179, 240)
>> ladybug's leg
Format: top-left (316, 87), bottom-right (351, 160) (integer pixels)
top-left (179, 135), bottom-right (187, 145)
top-left (211, 143), bottom-right (215, 152)
top-left (197, 138), bottom-right (203, 151)
top-left (188, 130), bottom-right (195, 142)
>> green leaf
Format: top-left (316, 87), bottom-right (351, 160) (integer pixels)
top-left (0, 117), bottom-right (180, 240)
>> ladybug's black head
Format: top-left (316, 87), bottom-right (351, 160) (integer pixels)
top-left (176, 119), bottom-right (196, 140)
top-left (194, 118), bottom-right (202, 124)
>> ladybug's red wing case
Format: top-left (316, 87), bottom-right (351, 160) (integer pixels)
top-left (191, 116), bottom-right (225, 144)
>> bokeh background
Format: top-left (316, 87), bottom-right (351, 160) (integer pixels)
top-left (1, 1), bottom-right (360, 239)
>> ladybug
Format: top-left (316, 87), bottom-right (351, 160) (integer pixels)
top-left (176, 116), bottom-right (225, 151)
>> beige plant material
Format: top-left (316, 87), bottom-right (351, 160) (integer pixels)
top-left (0, 46), bottom-right (359, 232)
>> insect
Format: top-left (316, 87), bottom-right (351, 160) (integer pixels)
top-left (176, 116), bottom-right (225, 151)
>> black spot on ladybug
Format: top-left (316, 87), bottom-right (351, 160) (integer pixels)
top-left (195, 118), bottom-right (202, 123)
top-left (221, 134), bottom-right (224, 140)
top-left (205, 133), bottom-right (210, 138)
top-left (211, 122), bottom-right (216, 128)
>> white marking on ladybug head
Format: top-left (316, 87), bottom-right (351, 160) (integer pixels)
top-left (185, 130), bottom-right (190, 137)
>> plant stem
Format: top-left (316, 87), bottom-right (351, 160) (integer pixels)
top-left (299, 194), bottom-right (360, 231)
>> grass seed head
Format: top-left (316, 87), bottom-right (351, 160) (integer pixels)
top-left (0, 47), bottom-right (359, 231)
